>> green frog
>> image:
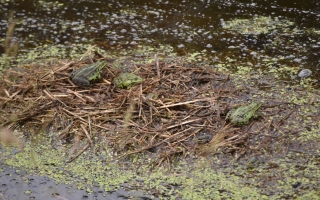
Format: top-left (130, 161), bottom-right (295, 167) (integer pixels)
top-left (70, 61), bottom-right (108, 86)
top-left (195, 135), bottom-right (212, 144)
top-left (113, 72), bottom-right (143, 89)
top-left (226, 102), bottom-right (261, 125)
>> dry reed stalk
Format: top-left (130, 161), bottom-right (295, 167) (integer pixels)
top-left (0, 53), bottom-right (268, 162)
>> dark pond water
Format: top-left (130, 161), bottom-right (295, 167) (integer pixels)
top-left (0, 162), bottom-right (130, 200)
top-left (1, 0), bottom-right (320, 76)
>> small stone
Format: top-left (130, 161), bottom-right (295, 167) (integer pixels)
top-left (298, 69), bottom-right (312, 78)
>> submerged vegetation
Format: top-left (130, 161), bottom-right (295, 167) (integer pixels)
top-left (221, 16), bottom-right (295, 35)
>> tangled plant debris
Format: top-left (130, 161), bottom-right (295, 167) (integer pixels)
top-left (0, 48), bottom-right (319, 167)
top-left (1, 50), bottom-right (320, 199)
top-left (0, 50), bottom-right (275, 163)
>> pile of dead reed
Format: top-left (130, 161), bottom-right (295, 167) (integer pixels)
top-left (0, 54), bottom-right (267, 163)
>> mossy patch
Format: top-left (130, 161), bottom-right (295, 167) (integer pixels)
top-left (1, 137), bottom-right (266, 199)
